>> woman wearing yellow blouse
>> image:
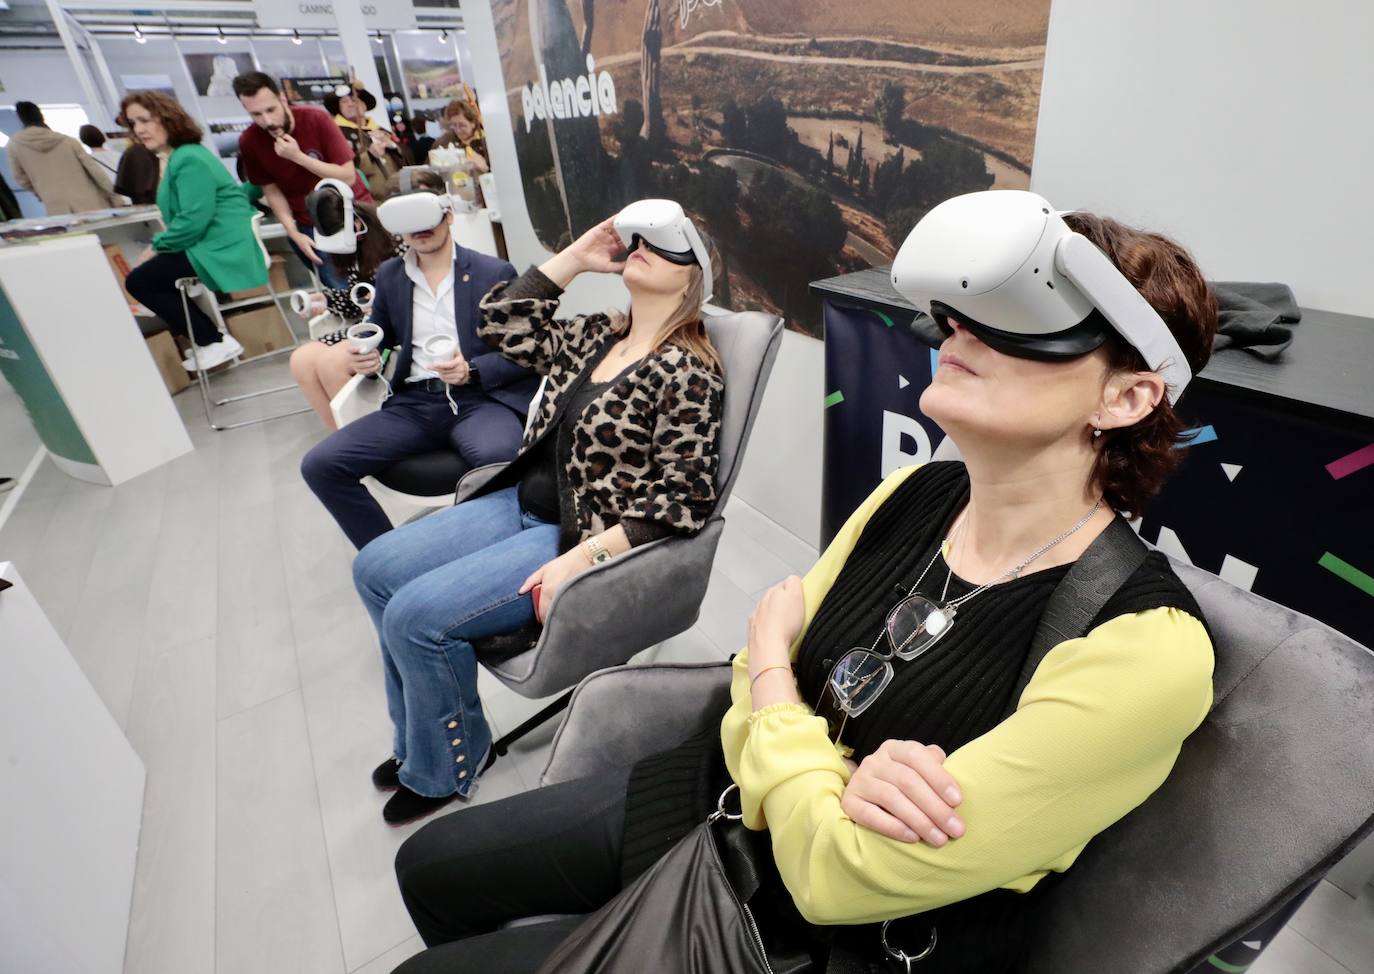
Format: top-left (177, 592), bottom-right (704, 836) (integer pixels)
top-left (390, 206), bottom-right (1219, 974)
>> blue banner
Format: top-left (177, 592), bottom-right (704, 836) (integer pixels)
top-left (821, 301), bottom-right (945, 545)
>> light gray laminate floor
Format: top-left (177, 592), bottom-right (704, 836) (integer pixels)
top-left (0, 359), bottom-right (1370, 974)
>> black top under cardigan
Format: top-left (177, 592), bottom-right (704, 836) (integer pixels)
top-left (475, 269), bottom-right (725, 553)
top-left (622, 462), bottom-right (1207, 972)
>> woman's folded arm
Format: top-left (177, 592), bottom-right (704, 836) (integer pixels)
top-left (720, 466), bottom-right (924, 785)
top-left (736, 607), bottom-right (1214, 926)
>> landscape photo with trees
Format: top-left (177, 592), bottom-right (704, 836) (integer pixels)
top-left (494, 0), bottom-right (1052, 335)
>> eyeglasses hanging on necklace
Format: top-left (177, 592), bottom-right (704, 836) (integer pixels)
top-left (816, 498), bottom-right (1102, 741)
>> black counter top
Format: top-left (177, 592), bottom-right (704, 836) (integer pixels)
top-left (812, 267), bottom-right (1374, 423)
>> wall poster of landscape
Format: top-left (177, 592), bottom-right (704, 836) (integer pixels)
top-left (494, 0), bottom-right (1052, 335)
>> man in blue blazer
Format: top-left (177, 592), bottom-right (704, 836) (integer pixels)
top-left (301, 202), bottom-right (536, 549)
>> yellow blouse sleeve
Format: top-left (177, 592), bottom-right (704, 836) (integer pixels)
top-left (720, 465), bottom-right (923, 790)
top-left (732, 606), bottom-right (1213, 925)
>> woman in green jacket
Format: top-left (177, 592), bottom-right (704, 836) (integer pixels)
top-left (120, 90), bottom-right (267, 372)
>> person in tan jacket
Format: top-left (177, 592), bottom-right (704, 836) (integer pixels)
top-left (7, 102), bottom-right (123, 215)
top-left (323, 84), bottom-right (408, 202)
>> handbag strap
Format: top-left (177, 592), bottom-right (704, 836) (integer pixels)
top-left (1003, 515), bottom-right (1148, 719)
top-left (826, 520), bottom-right (1150, 974)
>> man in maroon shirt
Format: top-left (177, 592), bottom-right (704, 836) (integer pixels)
top-left (232, 71), bottom-right (373, 287)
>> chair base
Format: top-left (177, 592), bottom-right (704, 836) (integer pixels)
top-left (482, 688), bottom-right (575, 773)
top-left (178, 275), bottom-right (309, 431)
top-left (192, 353), bottom-right (312, 431)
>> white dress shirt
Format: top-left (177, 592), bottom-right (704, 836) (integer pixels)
top-left (403, 240), bottom-right (458, 382)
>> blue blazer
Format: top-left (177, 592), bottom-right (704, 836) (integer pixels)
top-left (368, 245), bottom-right (537, 417)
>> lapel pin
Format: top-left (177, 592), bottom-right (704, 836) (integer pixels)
top-left (462, 273), bottom-right (470, 283)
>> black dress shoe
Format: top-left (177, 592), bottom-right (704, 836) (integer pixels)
top-left (383, 784), bottom-right (459, 826)
top-left (372, 757), bottom-right (402, 792)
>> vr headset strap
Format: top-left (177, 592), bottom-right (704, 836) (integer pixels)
top-left (1004, 514), bottom-right (1148, 720)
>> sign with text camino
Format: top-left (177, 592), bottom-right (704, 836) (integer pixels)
top-left (252, 0), bottom-right (417, 31)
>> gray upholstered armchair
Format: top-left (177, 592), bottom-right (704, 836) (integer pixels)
top-left (459, 310), bottom-right (784, 760)
top-left (537, 563), bottom-right (1374, 972)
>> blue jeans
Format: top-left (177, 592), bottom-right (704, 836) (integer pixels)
top-left (291, 227), bottom-right (348, 289)
top-left (301, 385), bottom-right (525, 549)
top-left (352, 487), bottom-right (560, 797)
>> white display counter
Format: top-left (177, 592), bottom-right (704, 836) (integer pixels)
top-left (0, 562), bottom-right (146, 974)
top-left (0, 233), bottom-right (193, 486)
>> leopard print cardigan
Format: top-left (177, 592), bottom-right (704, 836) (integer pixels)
top-left (476, 267), bottom-right (725, 551)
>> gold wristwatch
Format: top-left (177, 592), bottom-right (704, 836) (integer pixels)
top-left (583, 537), bottom-right (612, 565)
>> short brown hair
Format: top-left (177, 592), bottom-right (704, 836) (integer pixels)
top-left (383, 167), bottom-right (446, 197)
top-left (118, 90), bottom-right (204, 147)
top-left (231, 71), bottom-right (279, 99)
top-left (442, 99), bottom-right (479, 126)
top-left (1064, 212), bottom-right (1217, 516)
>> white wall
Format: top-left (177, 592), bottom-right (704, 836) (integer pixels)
top-left (1032, 0), bottom-right (1374, 317)
top-left (0, 48), bottom-right (93, 111)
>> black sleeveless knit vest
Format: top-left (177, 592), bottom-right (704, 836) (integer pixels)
top-left (622, 462), bottom-right (1205, 972)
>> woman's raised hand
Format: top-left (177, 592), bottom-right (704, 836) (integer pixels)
top-left (540, 216), bottom-right (626, 287)
top-left (841, 740), bottom-right (966, 846)
top-left (567, 216), bottom-right (628, 274)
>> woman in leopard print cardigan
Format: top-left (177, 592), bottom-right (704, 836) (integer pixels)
top-left (351, 209), bottom-right (724, 825)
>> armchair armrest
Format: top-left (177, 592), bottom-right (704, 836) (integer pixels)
top-left (330, 373), bottom-right (383, 428)
top-left (484, 518), bottom-right (725, 697)
top-left (454, 462), bottom-right (510, 504)
top-left (329, 349), bottom-right (396, 428)
top-left (540, 661), bottom-right (732, 786)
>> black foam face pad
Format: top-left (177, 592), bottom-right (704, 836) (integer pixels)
top-left (632, 234), bottom-right (698, 266)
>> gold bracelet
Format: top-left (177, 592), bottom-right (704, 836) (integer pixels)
top-left (750, 664), bottom-right (794, 691)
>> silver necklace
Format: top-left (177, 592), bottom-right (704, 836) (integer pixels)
top-left (881, 498), bottom-right (1103, 653)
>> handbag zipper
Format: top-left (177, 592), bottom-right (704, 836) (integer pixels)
top-left (707, 817), bottom-right (776, 974)
top-left (740, 902), bottom-right (776, 974)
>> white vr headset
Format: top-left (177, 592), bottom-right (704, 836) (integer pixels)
top-left (613, 199), bottom-right (713, 304)
top-left (378, 190), bottom-right (453, 236)
top-left (305, 178), bottom-right (358, 255)
top-left (891, 190), bottom-right (1192, 403)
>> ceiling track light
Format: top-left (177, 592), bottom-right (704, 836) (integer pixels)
top-left (134, 24), bottom-right (146, 44)
top-left (217, 26), bottom-right (227, 44)
top-left (439, 29), bottom-right (448, 43)
top-left (373, 30), bottom-right (384, 44)
top-left (292, 29), bottom-right (303, 45)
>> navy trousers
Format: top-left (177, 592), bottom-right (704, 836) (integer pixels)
top-left (301, 384), bottom-right (525, 549)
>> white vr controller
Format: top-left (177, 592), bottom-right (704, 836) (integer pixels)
top-left (422, 334), bottom-right (458, 362)
top-left (289, 290), bottom-right (312, 316)
top-left (289, 283), bottom-right (375, 319)
top-left (350, 282), bottom-right (375, 309)
top-left (346, 322), bottom-right (384, 354)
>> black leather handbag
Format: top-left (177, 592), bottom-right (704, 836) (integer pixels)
top-left (537, 517), bottom-right (1147, 974)
top-left (535, 784), bottom-right (807, 974)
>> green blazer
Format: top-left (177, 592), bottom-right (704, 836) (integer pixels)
top-left (153, 143), bottom-right (266, 292)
